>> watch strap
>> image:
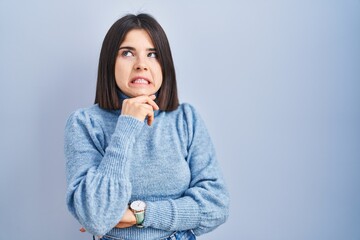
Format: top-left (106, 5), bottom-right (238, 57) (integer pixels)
top-left (134, 211), bottom-right (145, 227)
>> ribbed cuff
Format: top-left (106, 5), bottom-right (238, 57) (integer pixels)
top-left (97, 115), bottom-right (144, 177)
top-left (143, 197), bottom-right (201, 231)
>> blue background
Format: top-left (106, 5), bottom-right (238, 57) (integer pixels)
top-left (0, 0), bottom-right (359, 239)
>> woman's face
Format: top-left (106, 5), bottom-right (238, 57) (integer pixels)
top-left (115, 29), bottom-right (163, 98)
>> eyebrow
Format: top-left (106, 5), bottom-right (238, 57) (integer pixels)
top-left (119, 46), bottom-right (157, 51)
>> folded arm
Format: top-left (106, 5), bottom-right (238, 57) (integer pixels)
top-left (65, 110), bottom-right (144, 235)
top-left (142, 104), bottom-right (230, 235)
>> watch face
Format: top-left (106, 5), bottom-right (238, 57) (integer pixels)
top-left (131, 200), bottom-right (146, 211)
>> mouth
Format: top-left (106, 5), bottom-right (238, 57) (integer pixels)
top-left (131, 77), bottom-right (151, 84)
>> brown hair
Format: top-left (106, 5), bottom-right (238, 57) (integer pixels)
top-left (94, 13), bottom-right (179, 111)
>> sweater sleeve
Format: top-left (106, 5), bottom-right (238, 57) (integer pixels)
top-left (142, 104), bottom-right (230, 235)
top-left (64, 109), bottom-right (144, 236)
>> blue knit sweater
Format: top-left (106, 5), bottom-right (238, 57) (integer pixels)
top-left (64, 99), bottom-right (229, 239)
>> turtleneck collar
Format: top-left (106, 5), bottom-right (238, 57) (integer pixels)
top-left (117, 89), bottom-right (130, 102)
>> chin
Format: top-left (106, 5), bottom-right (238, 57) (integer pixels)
top-left (135, 90), bottom-right (156, 96)
top-left (129, 92), bottom-right (151, 97)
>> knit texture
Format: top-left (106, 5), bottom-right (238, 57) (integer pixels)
top-left (64, 99), bottom-right (229, 239)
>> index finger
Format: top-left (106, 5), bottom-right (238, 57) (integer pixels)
top-left (129, 95), bottom-right (159, 110)
top-left (147, 112), bottom-right (154, 126)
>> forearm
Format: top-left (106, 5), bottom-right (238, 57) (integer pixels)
top-left (65, 113), bottom-right (144, 235)
top-left (143, 196), bottom-right (200, 231)
top-left (67, 173), bottom-right (132, 235)
top-left (142, 184), bottom-right (229, 235)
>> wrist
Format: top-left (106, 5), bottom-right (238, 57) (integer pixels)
top-left (129, 200), bottom-right (146, 228)
top-left (130, 209), bottom-right (137, 225)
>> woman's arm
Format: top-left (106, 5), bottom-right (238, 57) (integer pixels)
top-left (141, 104), bottom-right (230, 235)
top-left (65, 96), bottom-right (158, 234)
top-left (64, 109), bottom-right (144, 236)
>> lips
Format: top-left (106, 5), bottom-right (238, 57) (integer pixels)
top-left (131, 77), bottom-right (151, 84)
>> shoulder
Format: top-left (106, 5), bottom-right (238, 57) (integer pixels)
top-left (172, 103), bottom-right (208, 136)
top-left (162, 103), bottom-right (201, 127)
top-left (174, 103), bottom-right (200, 117)
top-left (176, 103), bottom-right (204, 123)
top-left (175, 103), bottom-right (213, 149)
top-left (65, 104), bottom-right (117, 129)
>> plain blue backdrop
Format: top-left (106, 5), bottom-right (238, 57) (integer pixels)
top-left (0, 0), bottom-right (359, 239)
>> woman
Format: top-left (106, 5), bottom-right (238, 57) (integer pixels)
top-left (64, 13), bottom-right (229, 240)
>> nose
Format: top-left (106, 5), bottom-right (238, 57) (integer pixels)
top-left (134, 56), bottom-right (148, 71)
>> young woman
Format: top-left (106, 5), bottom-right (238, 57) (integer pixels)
top-left (64, 13), bottom-right (229, 240)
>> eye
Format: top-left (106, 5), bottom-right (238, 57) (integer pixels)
top-left (148, 52), bottom-right (158, 58)
top-left (121, 50), bottom-right (134, 57)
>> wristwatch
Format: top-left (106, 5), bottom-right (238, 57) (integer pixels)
top-left (129, 200), bottom-right (146, 228)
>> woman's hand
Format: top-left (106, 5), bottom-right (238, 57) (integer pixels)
top-left (114, 208), bottom-right (137, 228)
top-left (121, 95), bottom-right (159, 126)
top-left (79, 208), bottom-right (137, 232)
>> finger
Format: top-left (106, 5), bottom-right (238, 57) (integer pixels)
top-left (147, 111), bottom-right (154, 126)
top-left (117, 222), bottom-right (135, 228)
top-left (138, 104), bottom-right (154, 126)
top-left (128, 95), bottom-right (159, 110)
top-left (147, 98), bottom-right (159, 110)
top-left (80, 227), bottom-right (86, 232)
top-left (142, 98), bottom-right (159, 111)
